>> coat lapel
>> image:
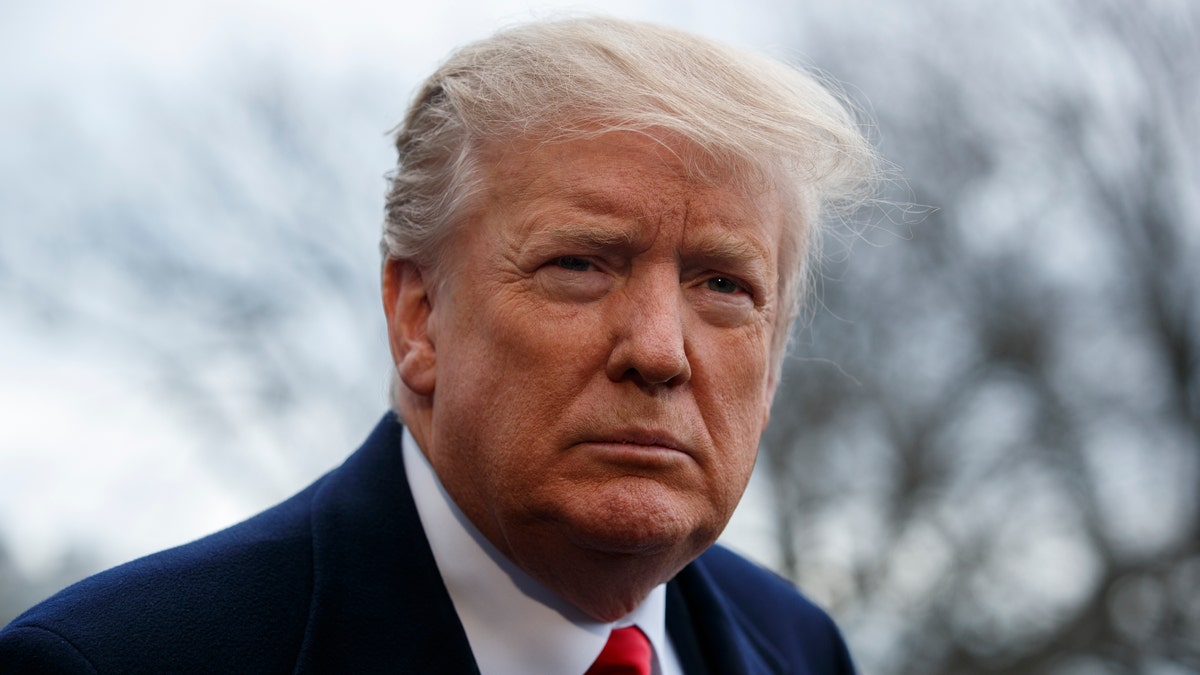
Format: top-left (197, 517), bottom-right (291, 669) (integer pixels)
top-left (667, 557), bottom-right (788, 675)
top-left (296, 414), bottom-right (481, 673)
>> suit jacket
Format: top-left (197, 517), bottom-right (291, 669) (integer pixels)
top-left (0, 414), bottom-right (855, 674)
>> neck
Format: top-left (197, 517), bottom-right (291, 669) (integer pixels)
top-left (505, 542), bottom-right (692, 621)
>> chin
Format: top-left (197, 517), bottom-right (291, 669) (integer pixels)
top-left (554, 482), bottom-right (723, 560)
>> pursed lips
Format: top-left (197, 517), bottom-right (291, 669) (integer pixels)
top-left (578, 428), bottom-right (695, 461)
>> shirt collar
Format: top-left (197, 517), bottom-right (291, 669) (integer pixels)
top-left (402, 428), bottom-right (674, 675)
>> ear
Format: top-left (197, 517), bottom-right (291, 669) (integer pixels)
top-left (761, 370), bottom-right (778, 430)
top-left (382, 258), bottom-right (437, 397)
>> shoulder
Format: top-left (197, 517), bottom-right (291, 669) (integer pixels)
top-left (693, 545), bottom-right (835, 626)
top-left (0, 481), bottom-right (323, 674)
top-left (689, 544), bottom-right (856, 673)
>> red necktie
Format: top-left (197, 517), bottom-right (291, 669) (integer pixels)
top-left (585, 626), bottom-right (653, 675)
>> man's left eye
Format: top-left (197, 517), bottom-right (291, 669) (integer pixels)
top-left (706, 277), bottom-right (742, 294)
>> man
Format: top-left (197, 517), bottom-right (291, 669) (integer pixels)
top-left (0, 16), bottom-right (876, 674)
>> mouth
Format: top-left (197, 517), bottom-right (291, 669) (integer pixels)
top-left (577, 428), bottom-right (693, 464)
top-left (610, 429), bottom-right (686, 450)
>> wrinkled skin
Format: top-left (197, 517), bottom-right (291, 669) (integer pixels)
top-left (384, 132), bottom-right (786, 620)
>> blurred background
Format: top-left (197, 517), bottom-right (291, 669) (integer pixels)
top-left (1, 0), bottom-right (1196, 672)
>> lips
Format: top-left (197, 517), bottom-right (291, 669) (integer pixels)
top-left (615, 430), bottom-right (685, 449)
top-left (580, 428), bottom-right (692, 456)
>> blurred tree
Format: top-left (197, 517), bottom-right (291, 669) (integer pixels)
top-left (766, 1), bottom-right (1200, 673)
top-left (1, 56), bottom-right (393, 496)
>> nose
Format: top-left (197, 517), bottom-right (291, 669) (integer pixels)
top-left (605, 271), bottom-right (692, 389)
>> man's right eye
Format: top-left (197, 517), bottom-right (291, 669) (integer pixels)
top-left (555, 256), bottom-right (592, 272)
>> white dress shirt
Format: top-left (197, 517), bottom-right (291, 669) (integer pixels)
top-left (402, 428), bottom-right (685, 675)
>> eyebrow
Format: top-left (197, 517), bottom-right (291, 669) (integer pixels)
top-left (527, 187), bottom-right (773, 271)
top-left (523, 189), bottom-right (643, 250)
top-left (540, 223), bottom-right (638, 250)
top-left (685, 230), bottom-right (769, 264)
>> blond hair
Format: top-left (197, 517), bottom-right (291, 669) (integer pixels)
top-left (383, 16), bottom-right (878, 365)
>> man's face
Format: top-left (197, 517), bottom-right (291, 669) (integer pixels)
top-left (409, 132), bottom-right (785, 577)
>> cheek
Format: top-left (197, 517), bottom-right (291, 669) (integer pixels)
top-left (694, 333), bottom-right (774, 464)
top-left (495, 297), bottom-right (612, 387)
top-left (439, 299), bottom-right (603, 442)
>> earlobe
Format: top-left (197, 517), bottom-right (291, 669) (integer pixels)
top-left (382, 258), bottom-right (437, 397)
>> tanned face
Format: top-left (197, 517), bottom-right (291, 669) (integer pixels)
top-left (384, 131), bottom-right (785, 620)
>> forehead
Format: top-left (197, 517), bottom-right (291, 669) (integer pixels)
top-left (479, 132), bottom-right (785, 245)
